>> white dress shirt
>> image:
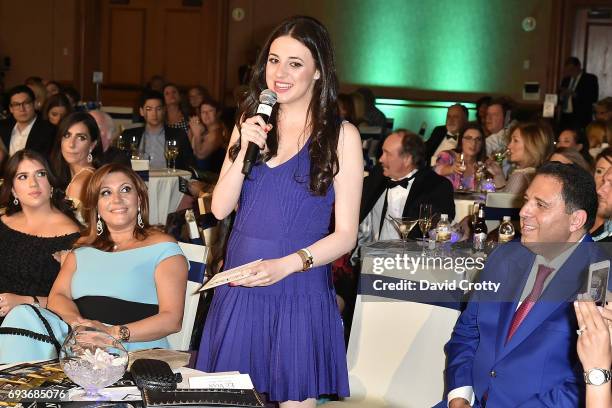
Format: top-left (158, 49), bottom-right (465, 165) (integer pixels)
top-left (431, 134), bottom-right (458, 167)
top-left (8, 117), bottom-right (36, 156)
top-left (371, 169), bottom-right (418, 241)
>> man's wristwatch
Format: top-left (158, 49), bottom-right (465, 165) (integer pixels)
top-left (118, 325), bottom-right (130, 342)
top-left (584, 368), bottom-right (612, 386)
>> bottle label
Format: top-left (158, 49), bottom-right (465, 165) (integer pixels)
top-left (473, 232), bottom-right (487, 250)
top-left (437, 230), bottom-right (451, 242)
top-left (499, 233), bottom-right (515, 243)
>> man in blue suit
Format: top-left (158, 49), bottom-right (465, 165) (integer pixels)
top-left (442, 162), bottom-right (609, 407)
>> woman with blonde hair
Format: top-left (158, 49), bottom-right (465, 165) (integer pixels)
top-left (587, 120), bottom-right (611, 158)
top-left (486, 122), bottom-right (554, 194)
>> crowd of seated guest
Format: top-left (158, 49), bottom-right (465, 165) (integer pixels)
top-left (0, 163), bottom-right (188, 363)
top-left (0, 65), bottom-right (611, 405)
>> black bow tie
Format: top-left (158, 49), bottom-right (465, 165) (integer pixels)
top-left (446, 134), bottom-right (458, 140)
top-left (387, 174), bottom-right (416, 189)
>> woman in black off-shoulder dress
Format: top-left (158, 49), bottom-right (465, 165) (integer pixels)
top-left (0, 150), bottom-right (80, 323)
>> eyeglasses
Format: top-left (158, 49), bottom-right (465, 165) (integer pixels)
top-left (463, 136), bottom-right (483, 143)
top-left (9, 100), bottom-right (33, 109)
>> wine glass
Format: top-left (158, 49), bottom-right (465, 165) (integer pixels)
top-left (419, 204), bottom-right (433, 255)
top-left (129, 135), bottom-right (140, 159)
top-left (456, 153), bottom-right (466, 191)
top-left (387, 215), bottom-right (418, 249)
top-left (59, 325), bottom-right (128, 401)
top-left (165, 139), bottom-right (179, 173)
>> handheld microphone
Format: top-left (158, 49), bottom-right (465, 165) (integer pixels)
top-left (241, 89), bottom-right (277, 175)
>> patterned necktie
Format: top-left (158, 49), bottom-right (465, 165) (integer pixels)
top-left (506, 264), bottom-right (555, 342)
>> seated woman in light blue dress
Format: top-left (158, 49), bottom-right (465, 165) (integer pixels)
top-left (0, 163), bottom-right (188, 364)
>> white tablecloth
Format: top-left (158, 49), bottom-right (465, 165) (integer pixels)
top-left (147, 169), bottom-right (191, 225)
top-left (453, 192), bottom-right (486, 224)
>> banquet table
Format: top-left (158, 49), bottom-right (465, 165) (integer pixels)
top-left (147, 169), bottom-right (191, 225)
top-left (453, 191), bottom-right (486, 224)
top-left (340, 240), bottom-right (484, 407)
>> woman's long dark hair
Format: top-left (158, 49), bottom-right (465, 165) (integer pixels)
top-left (0, 149), bottom-right (80, 225)
top-left (229, 16), bottom-right (340, 195)
top-left (455, 123), bottom-right (486, 163)
top-left (51, 112), bottom-right (103, 188)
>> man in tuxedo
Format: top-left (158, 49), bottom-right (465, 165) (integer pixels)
top-left (89, 110), bottom-right (131, 166)
top-left (442, 162), bottom-right (608, 407)
top-left (121, 91), bottom-right (193, 170)
top-left (425, 104), bottom-right (468, 166)
top-left (0, 85), bottom-right (55, 158)
top-left (559, 57), bottom-right (599, 131)
top-left (359, 130), bottom-right (455, 242)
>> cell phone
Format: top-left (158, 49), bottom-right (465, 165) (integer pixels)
top-left (587, 260), bottom-right (610, 306)
top-left (178, 176), bottom-right (190, 195)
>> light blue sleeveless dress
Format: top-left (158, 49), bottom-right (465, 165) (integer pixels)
top-left (0, 242), bottom-right (184, 364)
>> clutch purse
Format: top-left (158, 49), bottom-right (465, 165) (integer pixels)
top-left (141, 388), bottom-right (265, 408)
top-left (131, 358), bottom-right (183, 391)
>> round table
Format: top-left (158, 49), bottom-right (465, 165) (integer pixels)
top-left (147, 169), bottom-right (191, 225)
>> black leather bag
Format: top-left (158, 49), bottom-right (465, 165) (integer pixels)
top-left (130, 358), bottom-right (183, 391)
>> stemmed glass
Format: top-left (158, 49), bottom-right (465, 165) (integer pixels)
top-left (165, 139), bottom-right (179, 173)
top-left (419, 204), bottom-right (433, 255)
top-left (129, 135), bottom-right (140, 159)
top-left (387, 215), bottom-right (418, 249)
top-left (457, 153), bottom-right (466, 191)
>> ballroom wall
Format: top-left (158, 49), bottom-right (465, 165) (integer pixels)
top-left (225, 0), bottom-right (558, 103)
top-left (0, 0), bottom-right (77, 87)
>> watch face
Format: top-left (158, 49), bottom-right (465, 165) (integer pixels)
top-left (588, 369), bottom-right (606, 385)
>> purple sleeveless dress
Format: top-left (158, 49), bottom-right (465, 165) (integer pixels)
top-left (196, 141), bottom-right (349, 402)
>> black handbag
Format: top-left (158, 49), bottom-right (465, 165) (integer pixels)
top-left (130, 358), bottom-right (183, 391)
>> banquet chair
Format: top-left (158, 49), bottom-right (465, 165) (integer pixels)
top-left (484, 192), bottom-right (523, 231)
top-left (167, 242), bottom-right (209, 351)
top-left (323, 296), bottom-right (461, 408)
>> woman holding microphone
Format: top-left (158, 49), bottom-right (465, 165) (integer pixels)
top-left (196, 16), bottom-right (362, 407)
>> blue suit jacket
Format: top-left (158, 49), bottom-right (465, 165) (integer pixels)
top-left (441, 237), bottom-right (609, 407)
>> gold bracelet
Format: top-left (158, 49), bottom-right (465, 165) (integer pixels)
top-left (296, 248), bottom-right (314, 271)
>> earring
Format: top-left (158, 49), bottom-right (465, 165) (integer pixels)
top-left (49, 187), bottom-right (54, 197)
top-left (13, 197), bottom-right (18, 206)
top-left (96, 213), bottom-right (104, 236)
top-left (87, 152), bottom-right (93, 163)
top-left (137, 206), bottom-right (144, 229)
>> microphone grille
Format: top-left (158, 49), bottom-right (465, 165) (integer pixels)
top-left (259, 89), bottom-right (277, 106)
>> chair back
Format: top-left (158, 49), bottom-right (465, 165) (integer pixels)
top-left (340, 296), bottom-right (460, 406)
top-left (167, 242), bottom-right (209, 351)
top-left (484, 192), bottom-right (523, 231)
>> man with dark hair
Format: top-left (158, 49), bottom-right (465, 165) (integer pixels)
top-left (425, 104), bottom-right (469, 166)
top-left (359, 130), bottom-right (455, 241)
top-left (0, 85), bottom-right (56, 157)
top-left (559, 57), bottom-right (599, 131)
top-left (121, 91), bottom-right (193, 170)
top-left (594, 166), bottom-right (612, 242)
top-left (441, 162), bottom-right (608, 407)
